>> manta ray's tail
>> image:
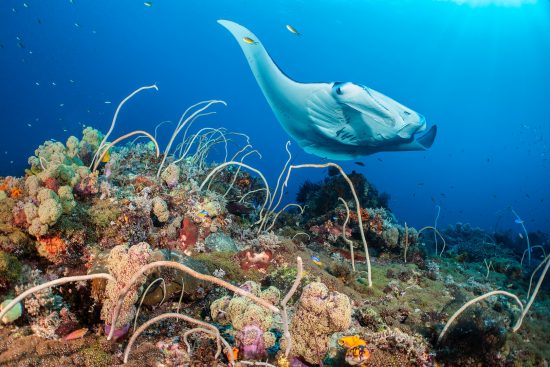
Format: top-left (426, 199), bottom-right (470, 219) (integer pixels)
top-left (417, 125), bottom-right (437, 149)
top-left (217, 20), bottom-right (298, 94)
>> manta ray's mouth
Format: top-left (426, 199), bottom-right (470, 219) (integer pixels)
top-left (343, 101), bottom-right (398, 128)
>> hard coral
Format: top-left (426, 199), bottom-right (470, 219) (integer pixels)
top-left (100, 242), bottom-right (152, 331)
top-left (210, 281), bottom-right (280, 360)
top-left (9, 187), bottom-right (23, 199)
top-left (282, 282), bottom-right (352, 365)
top-left (36, 235), bottom-right (67, 263)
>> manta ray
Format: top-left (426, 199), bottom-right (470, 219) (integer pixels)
top-left (218, 20), bottom-right (437, 160)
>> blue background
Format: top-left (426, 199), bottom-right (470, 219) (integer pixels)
top-left (1, 0), bottom-right (549, 233)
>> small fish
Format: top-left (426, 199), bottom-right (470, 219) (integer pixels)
top-left (377, 158), bottom-right (383, 162)
top-left (51, 82), bottom-right (57, 86)
top-left (27, 123), bottom-right (32, 127)
top-left (104, 101), bottom-right (112, 104)
top-left (226, 347), bottom-right (238, 361)
top-left (242, 36), bottom-right (257, 45)
top-left (354, 161), bottom-right (365, 167)
top-left (69, 79), bottom-right (75, 83)
top-left (144, 1), bottom-right (153, 6)
top-left (198, 210), bottom-right (209, 217)
top-left (59, 103), bottom-right (64, 107)
top-left (518, 233), bottom-right (524, 239)
top-left (74, 23), bottom-right (80, 28)
top-left (37, 19), bottom-right (42, 24)
top-left (345, 345), bottom-right (370, 365)
top-left (23, 3), bottom-right (29, 8)
top-left (64, 328), bottom-right (88, 340)
top-left (515, 218), bottom-right (524, 224)
top-left (311, 256), bottom-right (322, 266)
top-left (101, 150), bottom-right (111, 163)
top-left (286, 24), bottom-right (301, 35)
top-left (338, 335), bottom-right (367, 349)
top-left (17, 42), bottom-right (25, 49)
top-left (35, 82), bottom-right (40, 86)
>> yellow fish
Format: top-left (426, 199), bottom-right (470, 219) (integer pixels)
top-left (338, 335), bottom-right (367, 349)
top-left (101, 149), bottom-right (111, 163)
top-left (243, 37), bottom-right (257, 45)
top-left (345, 345), bottom-right (370, 365)
top-left (286, 24), bottom-right (301, 36)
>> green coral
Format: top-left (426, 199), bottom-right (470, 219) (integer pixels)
top-left (0, 250), bottom-right (22, 287)
top-left (81, 343), bottom-right (112, 367)
top-left (88, 199), bottom-right (122, 228)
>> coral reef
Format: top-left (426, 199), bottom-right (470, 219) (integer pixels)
top-left (0, 118), bottom-right (548, 367)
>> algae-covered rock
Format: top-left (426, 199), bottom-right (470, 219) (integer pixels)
top-left (205, 232), bottom-right (238, 253)
top-left (0, 251), bottom-right (22, 288)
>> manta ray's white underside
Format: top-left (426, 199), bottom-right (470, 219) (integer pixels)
top-left (218, 20), bottom-right (437, 160)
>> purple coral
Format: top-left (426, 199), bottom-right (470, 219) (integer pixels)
top-left (237, 324), bottom-right (266, 359)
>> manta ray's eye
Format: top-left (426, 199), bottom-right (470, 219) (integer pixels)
top-left (336, 87), bottom-right (343, 95)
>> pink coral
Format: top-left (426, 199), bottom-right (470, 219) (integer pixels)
top-left (42, 177), bottom-right (60, 192)
top-left (178, 216), bottom-right (199, 252)
top-left (237, 324), bottom-right (266, 360)
top-left (237, 249), bottom-right (273, 272)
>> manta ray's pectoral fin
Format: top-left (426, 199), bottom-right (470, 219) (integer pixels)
top-left (387, 125), bottom-right (437, 152)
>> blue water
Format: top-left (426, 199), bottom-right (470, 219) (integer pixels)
top-left (1, 0), bottom-right (549, 233)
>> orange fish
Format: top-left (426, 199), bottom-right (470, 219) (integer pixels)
top-left (338, 335), bottom-right (367, 348)
top-left (64, 327), bottom-right (88, 340)
top-left (345, 345), bottom-right (370, 365)
top-left (226, 346), bottom-right (239, 361)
